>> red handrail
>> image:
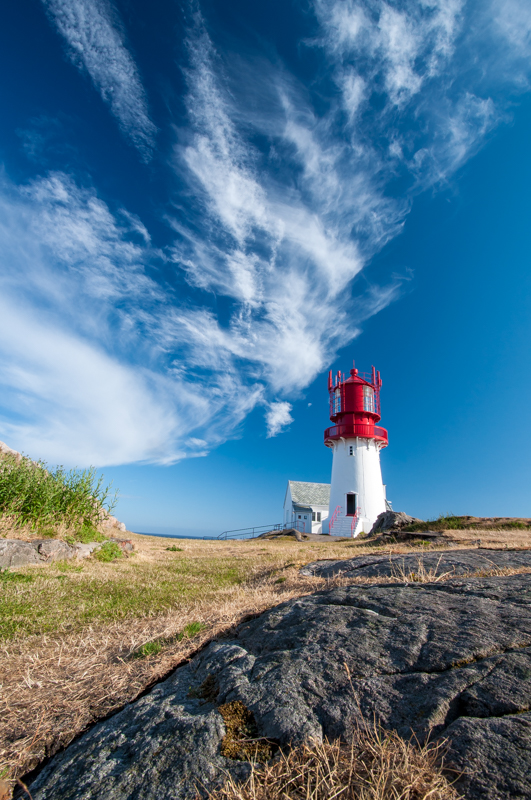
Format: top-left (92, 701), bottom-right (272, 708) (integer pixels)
top-left (329, 505), bottom-right (341, 533)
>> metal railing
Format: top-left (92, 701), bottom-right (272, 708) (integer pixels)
top-left (329, 505), bottom-right (341, 533)
top-left (218, 523), bottom-right (284, 540)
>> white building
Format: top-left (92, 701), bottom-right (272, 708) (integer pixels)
top-left (283, 481), bottom-right (330, 534)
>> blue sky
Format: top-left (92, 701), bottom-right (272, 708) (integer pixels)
top-left (0, 0), bottom-right (530, 535)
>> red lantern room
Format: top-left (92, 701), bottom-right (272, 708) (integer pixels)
top-left (324, 363), bottom-right (388, 448)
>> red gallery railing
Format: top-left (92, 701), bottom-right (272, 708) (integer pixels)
top-left (324, 424), bottom-right (388, 445)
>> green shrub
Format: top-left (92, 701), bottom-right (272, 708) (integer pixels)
top-left (94, 541), bottom-right (123, 562)
top-left (166, 545), bottom-right (183, 552)
top-left (0, 454), bottom-right (116, 540)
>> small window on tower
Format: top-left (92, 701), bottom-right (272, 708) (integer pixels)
top-left (349, 445), bottom-right (353, 456)
top-left (334, 388), bottom-right (341, 414)
top-left (363, 385), bottom-right (375, 413)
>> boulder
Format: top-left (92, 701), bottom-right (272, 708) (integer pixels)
top-left (0, 539), bottom-right (41, 569)
top-left (74, 542), bottom-right (103, 559)
top-left (28, 559), bottom-right (531, 800)
top-left (35, 539), bottom-right (77, 562)
top-left (0, 440), bottom-right (22, 460)
top-left (107, 537), bottom-right (134, 552)
top-left (369, 510), bottom-right (422, 534)
top-left (0, 537), bottom-right (128, 567)
top-left (99, 514), bottom-right (127, 533)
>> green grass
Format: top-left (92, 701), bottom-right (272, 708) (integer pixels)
top-left (0, 569), bottom-right (34, 584)
top-left (403, 513), bottom-right (531, 532)
top-left (0, 557), bottom-right (249, 640)
top-left (178, 621), bottom-right (207, 640)
top-left (133, 640), bottom-right (163, 659)
top-left (0, 453), bottom-right (116, 539)
top-left (131, 620), bottom-right (207, 659)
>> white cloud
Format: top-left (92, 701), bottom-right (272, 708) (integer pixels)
top-left (0, 172), bottom-right (265, 465)
top-left (2, 2), bottom-right (531, 466)
top-left (41, 0), bottom-right (156, 158)
top-left (266, 402), bottom-right (294, 438)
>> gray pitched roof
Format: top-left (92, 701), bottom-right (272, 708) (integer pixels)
top-left (288, 480), bottom-right (330, 506)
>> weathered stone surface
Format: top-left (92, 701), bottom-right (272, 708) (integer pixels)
top-left (35, 539), bottom-right (77, 562)
top-left (107, 537), bottom-right (135, 552)
top-left (0, 538), bottom-right (130, 567)
top-left (74, 542), bottom-right (103, 559)
top-left (29, 565), bottom-right (531, 800)
top-left (100, 514), bottom-right (127, 533)
top-left (0, 440), bottom-right (22, 460)
top-left (0, 539), bottom-right (41, 568)
top-left (369, 510), bottom-right (423, 533)
top-left (299, 547), bottom-right (531, 579)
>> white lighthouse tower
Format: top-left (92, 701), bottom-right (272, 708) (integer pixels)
top-left (323, 363), bottom-right (388, 536)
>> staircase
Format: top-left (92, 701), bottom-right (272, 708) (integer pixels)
top-left (329, 508), bottom-right (362, 538)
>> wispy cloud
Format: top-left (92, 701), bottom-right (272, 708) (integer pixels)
top-left (2, 1), bottom-right (531, 466)
top-left (266, 402), bottom-right (294, 438)
top-left (41, 0), bottom-right (156, 158)
top-left (0, 172), bottom-right (262, 465)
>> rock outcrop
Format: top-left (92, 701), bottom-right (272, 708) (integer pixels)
top-left (299, 547), bottom-right (531, 579)
top-left (28, 554), bottom-right (531, 800)
top-left (369, 510), bottom-right (423, 534)
top-left (0, 538), bottom-right (134, 568)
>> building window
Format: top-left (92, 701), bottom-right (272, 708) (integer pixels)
top-left (334, 388), bottom-right (341, 414)
top-left (312, 511), bottom-right (322, 522)
top-left (349, 445), bottom-right (354, 456)
top-left (317, 512), bottom-right (321, 522)
top-left (298, 515), bottom-right (301, 519)
top-left (312, 512), bottom-right (316, 521)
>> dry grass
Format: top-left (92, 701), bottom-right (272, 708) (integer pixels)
top-left (1, 529), bottom-right (530, 793)
top-left (388, 554), bottom-right (531, 584)
top-left (205, 727), bottom-right (460, 800)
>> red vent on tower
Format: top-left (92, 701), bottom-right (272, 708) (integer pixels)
top-left (324, 361), bottom-right (388, 447)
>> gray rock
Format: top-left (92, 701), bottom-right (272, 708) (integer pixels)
top-left (299, 546), bottom-right (531, 579)
top-left (107, 537), bottom-right (135, 553)
top-left (100, 514), bottom-right (127, 533)
top-left (29, 566), bottom-right (531, 800)
top-left (369, 510), bottom-right (422, 534)
top-left (0, 539), bottom-right (41, 568)
top-left (35, 539), bottom-right (77, 562)
top-left (74, 542), bottom-right (103, 559)
top-left (0, 537), bottom-right (125, 568)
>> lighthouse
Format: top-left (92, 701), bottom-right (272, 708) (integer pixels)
top-left (323, 363), bottom-right (388, 536)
